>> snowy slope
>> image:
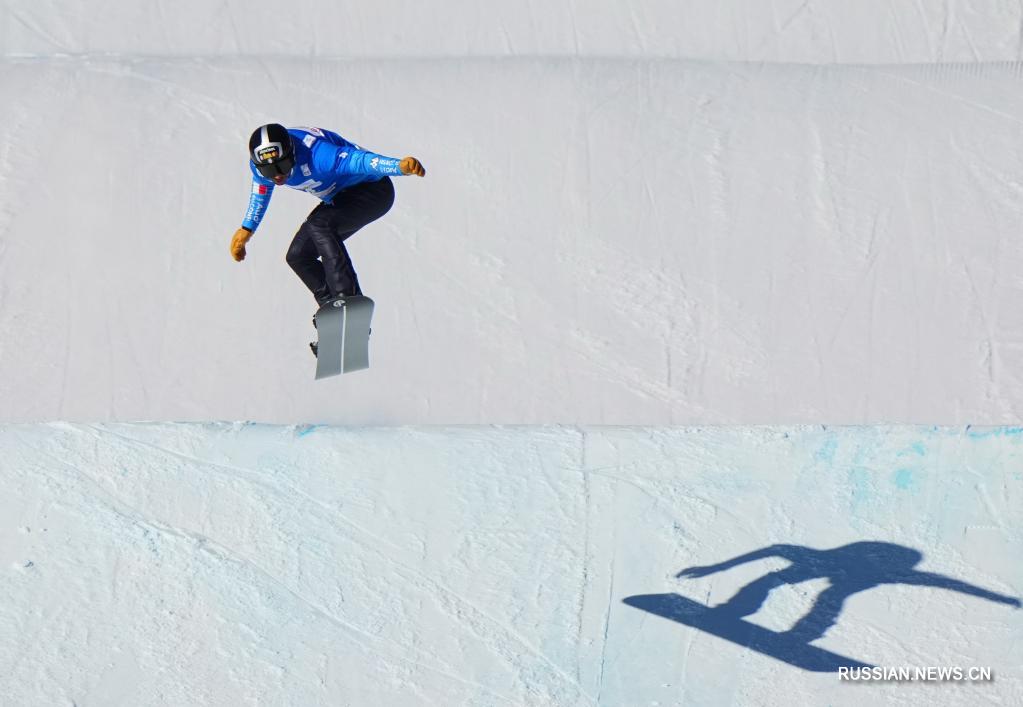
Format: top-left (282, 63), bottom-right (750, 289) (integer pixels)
top-left (1, 423), bottom-right (1019, 706)
top-left (2, 7), bottom-right (1021, 706)
top-left (3, 57), bottom-right (1023, 424)
top-left (5, 1), bottom-right (1023, 64)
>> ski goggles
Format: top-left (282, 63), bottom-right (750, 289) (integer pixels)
top-left (253, 153), bottom-right (296, 179)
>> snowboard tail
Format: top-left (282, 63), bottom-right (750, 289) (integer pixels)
top-left (313, 295), bottom-right (375, 379)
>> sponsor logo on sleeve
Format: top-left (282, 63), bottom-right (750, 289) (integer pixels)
top-left (303, 134), bottom-right (316, 148)
top-left (301, 164), bottom-right (312, 177)
top-left (370, 157), bottom-right (379, 170)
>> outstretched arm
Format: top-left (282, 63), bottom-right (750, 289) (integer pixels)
top-left (902, 572), bottom-right (1021, 607)
top-left (677, 544), bottom-right (800, 579)
top-left (334, 148), bottom-right (426, 178)
top-left (242, 179), bottom-right (274, 232)
top-left (231, 178), bottom-right (275, 262)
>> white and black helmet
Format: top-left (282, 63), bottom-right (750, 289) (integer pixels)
top-left (249, 123), bottom-right (295, 178)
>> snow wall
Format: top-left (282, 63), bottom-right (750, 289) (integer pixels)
top-left (6, 1), bottom-right (1023, 64)
top-left (4, 54), bottom-right (1023, 424)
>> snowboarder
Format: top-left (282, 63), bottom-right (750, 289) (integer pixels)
top-left (230, 123), bottom-right (426, 307)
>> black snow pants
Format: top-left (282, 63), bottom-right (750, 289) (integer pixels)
top-left (286, 177), bottom-right (394, 304)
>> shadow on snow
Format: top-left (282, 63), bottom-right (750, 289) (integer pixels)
top-left (623, 542), bottom-right (1020, 672)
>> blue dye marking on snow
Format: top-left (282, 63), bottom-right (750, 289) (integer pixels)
top-left (896, 442), bottom-right (926, 459)
top-left (893, 469), bottom-right (915, 490)
top-left (965, 426), bottom-right (1023, 440)
top-left (849, 468), bottom-right (871, 509)
top-left (297, 425), bottom-right (320, 438)
top-left (900, 442), bottom-right (932, 458)
top-left (815, 438), bottom-right (838, 464)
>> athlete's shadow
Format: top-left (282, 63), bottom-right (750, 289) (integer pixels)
top-left (624, 542), bottom-right (1020, 672)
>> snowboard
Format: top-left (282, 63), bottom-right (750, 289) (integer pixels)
top-left (313, 295), bottom-right (375, 379)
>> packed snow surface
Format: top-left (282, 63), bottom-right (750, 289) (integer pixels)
top-left (1, 423), bottom-right (1020, 706)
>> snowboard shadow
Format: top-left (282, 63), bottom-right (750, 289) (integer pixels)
top-left (623, 541), bottom-right (1020, 672)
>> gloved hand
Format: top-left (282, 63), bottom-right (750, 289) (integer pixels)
top-left (400, 156), bottom-right (426, 177)
top-left (230, 227), bottom-right (253, 262)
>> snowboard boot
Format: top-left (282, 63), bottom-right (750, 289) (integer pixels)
top-left (311, 294), bottom-right (368, 350)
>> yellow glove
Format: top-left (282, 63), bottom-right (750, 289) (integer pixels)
top-left (230, 227), bottom-right (253, 262)
top-left (399, 156), bottom-right (426, 177)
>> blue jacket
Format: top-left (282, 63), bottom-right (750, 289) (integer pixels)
top-left (242, 126), bottom-right (403, 232)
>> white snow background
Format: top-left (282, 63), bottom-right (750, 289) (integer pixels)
top-left (1, 3), bottom-right (1022, 706)
top-left (4, 2), bottom-right (1023, 424)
